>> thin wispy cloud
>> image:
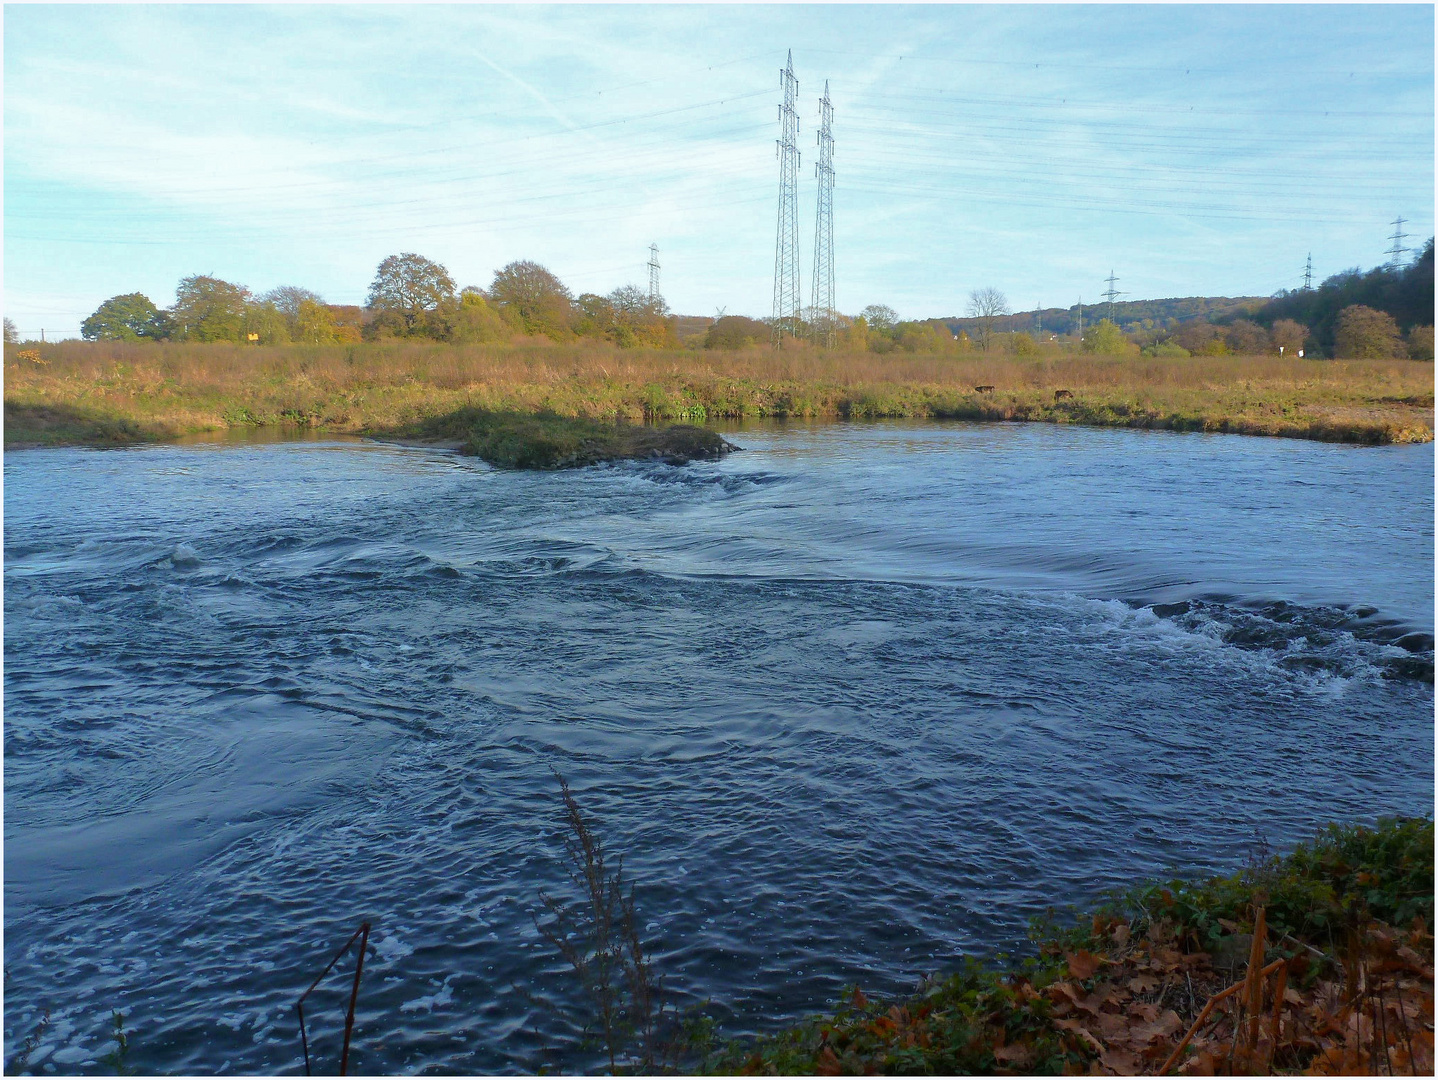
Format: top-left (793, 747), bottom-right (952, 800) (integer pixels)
top-left (4, 4), bottom-right (1432, 337)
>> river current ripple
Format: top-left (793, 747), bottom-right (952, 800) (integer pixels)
top-left (4, 422), bottom-right (1433, 1074)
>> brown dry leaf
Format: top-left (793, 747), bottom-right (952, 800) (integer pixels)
top-left (1054, 1017), bottom-right (1107, 1054)
top-left (1067, 949), bottom-right (1105, 980)
top-left (1284, 986), bottom-right (1304, 1005)
top-left (1128, 1001), bottom-right (1159, 1023)
top-left (1175, 1049), bottom-right (1219, 1075)
top-left (1129, 1009), bottom-right (1183, 1045)
top-left (1150, 945), bottom-right (1185, 968)
top-left (816, 1046), bottom-right (842, 1076)
top-left (1306, 1043), bottom-right (1367, 1075)
top-left (1097, 1046), bottom-right (1140, 1075)
top-left (851, 985), bottom-right (868, 1009)
top-left (1094, 1012), bottom-right (1130, 1044)
top-left (1111, 923), bottom-right (1131, 947)
top-left (1127, 974), bottom-right (1159, 995)
top-left (1397, 944), bottom-right (1436, 979)
top-left (992, 1043), bottom-right (1035, 1070)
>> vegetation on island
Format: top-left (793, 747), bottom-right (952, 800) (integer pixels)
top-left (532, 789), bottom-right (1433, 1076)
top-left (384, 407), bottom-right (735, 469)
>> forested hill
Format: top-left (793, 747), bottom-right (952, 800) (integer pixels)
top-left (939, 295), bottom-right (1267, 339)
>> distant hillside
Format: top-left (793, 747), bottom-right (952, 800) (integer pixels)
top-left (938, 296), bottom-right (1267, 338)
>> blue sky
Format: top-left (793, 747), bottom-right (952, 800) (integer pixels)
top-left (4, 4), bottom-right (1433, 337)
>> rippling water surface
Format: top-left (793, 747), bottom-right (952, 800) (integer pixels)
top-left (4, 421), bottom-right (1433, 1074)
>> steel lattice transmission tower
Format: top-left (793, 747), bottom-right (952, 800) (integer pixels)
top-left (1102, 270), bottom-right (1124, 321)
top-left (648, 244), bottom-right (660, 301)
top-left (810, 81), bottom-right (836, 347)
top-left (772, 51), bottom-right (802, 344)
top-left (1303, 252), bottom-right (1313, 291)
top-left (1386, 217), bottom-right (1410, 268)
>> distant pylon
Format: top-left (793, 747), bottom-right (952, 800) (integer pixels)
top-left (810, 80), bottom-right (836, 348)
top-left (772, 51), bottom-right (802, 345)
top-left (1386, 217), bottom-right (1409, 268)
top-left (1303, 252), bottom-right (1313, 291)
top-left (1102, 270), bottom-right (1123, 321)
top-left (648, 243), bottom-right (660, 301)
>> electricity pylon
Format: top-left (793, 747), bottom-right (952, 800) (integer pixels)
top-left (1102, 270), bottom-right (1124, 322)
top-left (810, 81), bottom-right (835, 348)
top-left (1386, 217), bottom-right (1410, 268)
top-left (772, 51), bottom-right (801, 345)
top-left (648, 244), bottom-right (660, 301)
top-left (1303, 252), bottom-right (1313, 291)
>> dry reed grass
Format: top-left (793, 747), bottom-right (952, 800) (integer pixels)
top-left (5, 339), bottom-right (1433, 447)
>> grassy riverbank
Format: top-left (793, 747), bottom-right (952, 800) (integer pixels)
top-left (703, 817), bottom-right (1434, 1076)
top-left (4, 340), bottom-right (1433, 448)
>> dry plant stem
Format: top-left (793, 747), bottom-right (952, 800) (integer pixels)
top-left (1157, 959), bottom-right (1286, 1076)
top-left (1269, 958), bottom-right (1289, 1071)
top-left (1246, 906), bottom-right (1268, 1051)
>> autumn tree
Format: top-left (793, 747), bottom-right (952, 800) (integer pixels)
top-left (489, 261), bottom-right (574, 340)
top-left (859, 304), bottom-right (898, 334)
top-left (366, 253), bottom-right (457, 338)
top-left (1223, 319), bottom-right (1268, 356)
top-left (1407, 325), bottom-right (1434, 361)
top-left (172, 276), bottom-right (250, 342)
top-left (703, 315), bottom-right (769, 350)
top-left (1334, 304), bottom-right (1402, 359)
top-left (449, 288), bottom-right (508, 345)
top-left (965, 288), bottom-right (1009, 351)
top-left (3, 318), bottom-right (16, 344)
top-left (1082, 318), bottom-right (1133, 356)
top-left (81, 293), bottom-right (170, 341)
top-left (1269, 319), bottom-right (1308, 356)
top-left (261, 286), bottom-right (325, 335)
top-left (293, 299), bottom-right (340, 344)
top-left (1174, 320), bottom-right (1225, 355)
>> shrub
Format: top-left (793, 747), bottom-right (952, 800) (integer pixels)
top-left (1334, 304), bottom-right (1403, 359)
top-left (1407, 325), bottom-right (1435, 361)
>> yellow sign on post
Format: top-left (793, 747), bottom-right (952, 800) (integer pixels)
top-left (247, 333), bottom-right (260, 342)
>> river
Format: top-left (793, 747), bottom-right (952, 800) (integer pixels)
top-left (4, 421), bottom-right (1432, 1074)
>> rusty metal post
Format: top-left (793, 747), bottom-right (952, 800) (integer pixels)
top-left (339, 922), bottom-right (370, 1076)
top-left (296, 921), bottom-right (371, 1077)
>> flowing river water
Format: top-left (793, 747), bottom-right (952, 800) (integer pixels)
top-left (4, 421), bottom-right (1433, 1074)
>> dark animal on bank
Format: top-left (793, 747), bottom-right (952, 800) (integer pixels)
top-left (974, 385), bottom-right (995, 394)
top-left (1053, 389), bottom-right (1074, 401)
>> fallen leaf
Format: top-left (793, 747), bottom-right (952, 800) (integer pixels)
top-left (1129, 1009), bottom-right (1183, 1044)
top-left (1098, 1046), bottom-right (1140, 1075)
top-left (1054, 1017), bottom-right (1107, 1054)
top-left (851, 985), bottom-right (868, 1009)
top-left (993, 1043), bottom-right (1034, 1069)
top-left (1111, 923), bottom-right (1131, 947)
top-left (1128, 974), bottom-right (1158, 995)
top-left (1128, 1001), bottom-right (1159, 1023)
top-left (816, 1046), bottom-right (842, 1076)
top-left (1067, 949), bottom-right (1105, 980)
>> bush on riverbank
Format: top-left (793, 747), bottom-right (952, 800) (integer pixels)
top-left (4, 340), bottom-right (1432, 449)
top-left (702, 817), bottom-right (1434, 1076)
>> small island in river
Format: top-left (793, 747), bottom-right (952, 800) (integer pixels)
top-left (378, 407), bottom-right (738, 469)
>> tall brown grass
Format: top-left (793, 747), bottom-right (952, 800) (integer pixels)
top-left (5, 339), bottom-right (1433, 446)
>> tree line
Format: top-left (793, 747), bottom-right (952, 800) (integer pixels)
top-left (57, 254), bottom-right (678, 349)
top-left (12, 241), bottom-right (1431, 360)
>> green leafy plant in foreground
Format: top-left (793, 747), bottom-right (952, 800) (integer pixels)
top-left (702, 816), bottom-right (1433, 1075)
